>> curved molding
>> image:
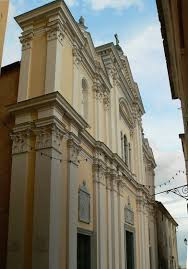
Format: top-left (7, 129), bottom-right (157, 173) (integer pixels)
top-left (119, 97), bottom-right (134, 129)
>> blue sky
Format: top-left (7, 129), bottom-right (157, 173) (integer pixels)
top-left (3, 0), bottom-right (188, 266)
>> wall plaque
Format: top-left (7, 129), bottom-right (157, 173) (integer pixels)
top-left (125, 197), bottom-right (134, 225)
top-left (79, 181), bottom-right (90, 224)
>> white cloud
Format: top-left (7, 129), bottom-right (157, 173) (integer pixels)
top-left (85, 0), bottom-right (143, 10)
top-left (124, 22), bottom-right (166, 84)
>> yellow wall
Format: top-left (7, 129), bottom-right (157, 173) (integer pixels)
top-left (29, 34), bottom-right (46, 98)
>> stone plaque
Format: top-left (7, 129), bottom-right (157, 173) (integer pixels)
top-left (125, 197), bottom-right (134, 225)
top-left (79, 181), bottom-right (90, 224)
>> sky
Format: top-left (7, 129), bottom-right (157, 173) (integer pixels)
top-left (2, 0), bottom-right (188, 266)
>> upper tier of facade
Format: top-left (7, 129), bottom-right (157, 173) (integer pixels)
top-left (13, 0), bottom-right (155, 187)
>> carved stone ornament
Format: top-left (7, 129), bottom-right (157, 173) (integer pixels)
top-left (20, 31), bottom-right (34, 51)
top-left (103, 92), bottom-right (111, 110)
top-left (46, 21), bottom-right (64, 45)
top-left (35, 124), bottom-right (64, 151)
top-left (105, 169), bottom-right (112, 190)
top-left (78, 181), bottom-right (90, 224)
top-left (124, 196), bottom-right (134, 225)
top-left (10, 129), bottom-right (32, 155)
top-left (98, 166), bottom-right (106, 185)
top-left (73, 45), bottom-right (82, 66)
top-left (92, 79), bottom-right (103, 101)
top-left (67, 138), bottom-right (81, 165)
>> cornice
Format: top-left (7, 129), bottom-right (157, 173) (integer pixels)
top-left (143, 138), bottom-right (156, 168)
top-left (7, 92), bottom-right (89, 131)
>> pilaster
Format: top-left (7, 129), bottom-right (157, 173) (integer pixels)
top-left (32, 122), bottom-right (65, 269)
top-left (118, 179), bottom-right (125, 269)
top-left (111, 170), bottom-right (120, 269)
top-left (45, 18), bottom-right (64, 94)
top-left (67, 135), bottom-right (81, 269)
top-left (93, 161), bottom-right (108, 269)
top-left (7, 124), bottom-right (34, 269)
top-left (106, 170), bottom-right (113, 269)
top-left (72, 44), bottom-right (82, 109)
top-left (18, 29), bottom-right (33, 102)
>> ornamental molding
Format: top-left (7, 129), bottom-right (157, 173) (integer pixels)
top-left (92, 161), bottom-right (106, 185)
top-left (35, 123), bottom-right (65, 152)
top-left (79, 181), bottom-right (90, 224)
top-left (118, 179), bottom-right (125, 196)
top-left (67, 136), bottom-right (81, 165)
top-left (10, 128), bottom-right (33, 155)
top-left (73, 44), bottom-right (82, 66)
top-left (124, 196), bottom-right (134, 225)
top-left (19, 30), bottom-right (34, 51)
top-left (119, 97), bottom-right (135, 129)
top-left (103, 92), bottom-right (111, 110)
top-left (46, 20), bottom-right (65, 45)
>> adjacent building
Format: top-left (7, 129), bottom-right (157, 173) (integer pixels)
top-left (156, 0), bottom-right (188, 182)
top-left (156, 201), bottom-right (179, 269)
top-left (0, 0), bottom-right (9, 70)
top-left (0, 0), bottom-right (179, 269)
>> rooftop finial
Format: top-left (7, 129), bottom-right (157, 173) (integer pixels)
top-left (79, 16), bottom-right (85, 26)
top-left (114, 33), bottom-right (120, 46)
top-left (78, 16), bottom-right (88, 30)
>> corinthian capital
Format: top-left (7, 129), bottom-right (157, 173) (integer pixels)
top-left (10, 128), bottom-right (33, 155)
top-left (72, 45), bottom-right (82, 66)
top-left (19, 30), bottom-right (34, 51)
top-left (46, 20), bottom-right (64, 45)
top-left (67, 136), bottom-right (81, 165)
top-left (35, 124), bottom-right (65, 152)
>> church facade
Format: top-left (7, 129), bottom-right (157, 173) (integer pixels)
top-left (5, 1), bottom-right (158, 268)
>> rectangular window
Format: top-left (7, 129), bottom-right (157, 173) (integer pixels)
top-left (77, 233), bottom-right (91, 269)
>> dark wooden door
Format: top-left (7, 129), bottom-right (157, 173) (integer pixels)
top-left (77, 233), bottom-right (91, 269)
top-left (126, 231), bottom-right (134, 269)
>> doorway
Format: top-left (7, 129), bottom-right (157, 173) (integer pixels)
top-left (77, 233), bottom-right (91, 269)
top-left (126, 230), bottom-right (135, 269)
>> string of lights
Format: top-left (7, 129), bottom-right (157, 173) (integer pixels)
top-left (0, 118), bottom-right (184, 183)
top-left (0, 118), bottom-right (88, 164)
top-left (139, 170), bottom-right (185, 189)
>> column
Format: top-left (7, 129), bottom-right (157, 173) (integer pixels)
top-left (32, 122), bottom-right (64, 269)
top-left (93, 163), bottom-right (108, 269)
top-left (7, 126), bottom-right (33, 269)
top-left (111, 172), bottom-right (120, 269)
top-left (18, 30), bottom-right (33, 102)
top-left (67, 136), bottom-right (81, 269)
top-left (45, 19), bottom-right (64, 94)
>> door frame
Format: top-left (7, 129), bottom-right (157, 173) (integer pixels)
top-left (124, 223), bottom-right (137, 269)
top-left (77, 228), bottom-right (94, 269)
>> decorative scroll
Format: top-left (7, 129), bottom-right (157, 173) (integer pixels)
top-left (125, 197), bottom-right (134, 225)
top-left (79, 181), bottom-right (90, 224)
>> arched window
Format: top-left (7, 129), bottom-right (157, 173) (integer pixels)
top-left (124, 135), bottom-right (128, 165)
top-left (81, 78), bottom-right (88, 120)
